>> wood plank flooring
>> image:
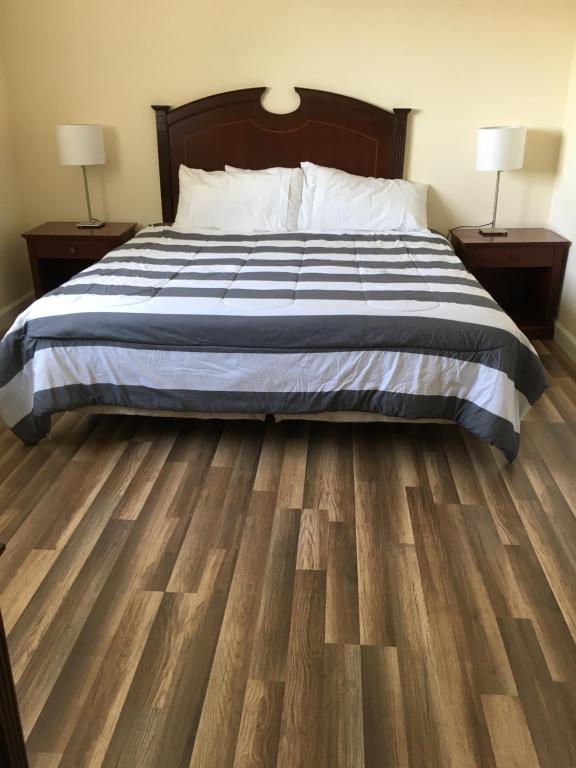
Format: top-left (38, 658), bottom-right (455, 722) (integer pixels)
top-left (0, 341), bottom-right (575, 767)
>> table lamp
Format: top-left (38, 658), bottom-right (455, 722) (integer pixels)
top-left (56, 124), bottom-right (106, 228)
top-left (475, 125), bottom-right (526, 236)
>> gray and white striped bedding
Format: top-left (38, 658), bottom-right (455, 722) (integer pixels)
top-left (0, 226), bottom-right (547, 459)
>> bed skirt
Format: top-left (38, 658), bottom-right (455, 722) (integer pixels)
top-left (75, 406), bottom-right (451, 425)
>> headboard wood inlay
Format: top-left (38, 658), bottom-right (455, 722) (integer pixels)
top-left (152, 88), bottom-right (411, 223)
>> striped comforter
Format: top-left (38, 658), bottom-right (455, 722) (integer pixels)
top-left (0, 226), bottom-right (547, 459)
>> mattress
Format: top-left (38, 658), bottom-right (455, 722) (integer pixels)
top-left (0, 227), bottom-right (547, 459)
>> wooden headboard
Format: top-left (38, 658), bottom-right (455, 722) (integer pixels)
top-left (152, 87), bottom-right (411, 223)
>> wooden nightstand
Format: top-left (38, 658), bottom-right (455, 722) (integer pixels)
top-left (450, 228), bottom-right (570, 339)
top-left (22, 222), bottom-right (137, 298)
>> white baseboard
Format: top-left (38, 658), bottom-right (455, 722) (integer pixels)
top-left (0, 292), bottom-right (33, 332)
top-left (555, 321), bottom-right (576, 363)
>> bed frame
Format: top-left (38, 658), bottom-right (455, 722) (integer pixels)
top-left (86, 88), bottom-right (414, 426)
top-left (151, 87), bottom-right (411, 222)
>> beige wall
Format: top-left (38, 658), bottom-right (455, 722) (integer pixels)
top-left (0, 0), bottom-right (576, 316)
top-left (0, 49), bottom-right (30, 318)
top-left (549, 41), bottom-right (576, 350)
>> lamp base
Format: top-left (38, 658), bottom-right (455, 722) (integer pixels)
top-left (478, 226), bottom-right (508, 237)
top-left (77, 219), bottom-right (105, 229)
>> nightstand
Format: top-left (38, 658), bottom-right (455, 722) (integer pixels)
top-left (450, 228), bottom-right (570, 339)
top-left (22, 221), bottom-right (137, 298)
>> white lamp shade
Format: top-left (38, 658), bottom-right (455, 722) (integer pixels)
top-left (475, 126), bottom-right (526, 171)
top-left (56, 124), bottom-right (105, 166)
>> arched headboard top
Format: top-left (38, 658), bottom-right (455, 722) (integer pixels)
top-left (152, 87), bottom-right (411, 223)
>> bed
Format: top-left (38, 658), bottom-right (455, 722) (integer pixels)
top-left (0, 87), bottom-right (547, 460)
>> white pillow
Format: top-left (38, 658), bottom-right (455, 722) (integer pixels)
top-left (174, 164), bottom-right (291, 233)
top-left (225, 166), bottom-right (303, 231)
top-left (298, 162), bottom-right (428, 233)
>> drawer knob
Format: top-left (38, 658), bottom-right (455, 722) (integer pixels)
top-left (69, 246), bottom-right (77, 255)
top-left (510, 253), bottom-right (520, 262)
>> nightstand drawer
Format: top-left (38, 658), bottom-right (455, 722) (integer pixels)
top-left (463, 245), bottom-right (555, 269)
top-left (33, 237), bottom-right (115, 262)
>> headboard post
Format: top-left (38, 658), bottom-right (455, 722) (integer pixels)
top-left (393, 108), bottom-right (411, 178)
top-left (151, 105), bottom-right (174, 222)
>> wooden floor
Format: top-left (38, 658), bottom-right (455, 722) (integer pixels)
top-left (0, 341), bottom-right (575, 768)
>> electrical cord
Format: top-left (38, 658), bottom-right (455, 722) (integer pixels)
top-left (447, 223), bottom-right (492, 242)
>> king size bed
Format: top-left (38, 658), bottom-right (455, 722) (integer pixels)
top-left (0, 88), bottom-right (547, 460)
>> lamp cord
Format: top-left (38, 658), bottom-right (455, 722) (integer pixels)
top-left (447, 223), bottom-right (492, 242)
top-left (449, 223), bottom-right (492, 233)
top-left (449, 170), bottom-right (503, 239)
